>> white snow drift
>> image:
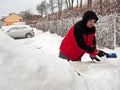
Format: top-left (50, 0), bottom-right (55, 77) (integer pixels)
top-left (0, 29), bottom-right (120, 90)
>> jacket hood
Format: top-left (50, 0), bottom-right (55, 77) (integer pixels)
top-left (82, 11), bottom-right (98, 25)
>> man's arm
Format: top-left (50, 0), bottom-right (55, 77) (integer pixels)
top-left (74, 23), bottom-right (96, 54)
top-left (93, 36), bottom-right (96, 49)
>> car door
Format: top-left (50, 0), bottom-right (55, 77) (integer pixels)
top-left (17, 26), bottom-right (28, 37)
top-left (7, 27), bottom-right (22, 38)
top-left (15, 27), bottom-right (26, 37)
top-left (18, 26), bottom-right (33, 37)
top-left (7, 27), bottom-right (17, 38)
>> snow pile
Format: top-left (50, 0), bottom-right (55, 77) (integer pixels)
top-left (1, 28), bottom-right (120, 90)
top-left (17, 28), bottom-right (62, 55)
top-left (18, 29), bottom-right (120, 90)
top-left (0, 30), bottom-right (75, 90)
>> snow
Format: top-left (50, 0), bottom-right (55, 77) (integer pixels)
top-left (0, 30), bottom-right (75, 90)
top-left (0, 27), bottom-right (120, 90)
top-left (17, 28), bottom-right (62, 56)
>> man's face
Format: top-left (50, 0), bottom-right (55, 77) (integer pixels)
top-left (87, 19), bottom-right (96, 28)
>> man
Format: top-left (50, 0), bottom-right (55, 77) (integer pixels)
top-left (59, 11), bottom-right (107, 61)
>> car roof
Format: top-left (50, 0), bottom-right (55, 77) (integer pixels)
top-left (1, 25), bottom-right (32, 32)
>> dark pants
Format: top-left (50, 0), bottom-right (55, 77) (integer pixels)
top-left (59, 51), bottom-right (70, 61)
top-left (59, 51), bottom-right (81, 61)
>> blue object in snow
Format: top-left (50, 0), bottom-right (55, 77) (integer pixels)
top-left (106, 53), bottom-right (117, 58)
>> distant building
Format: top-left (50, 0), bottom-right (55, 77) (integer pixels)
top-left (4, 13), bottom-right (23, 26)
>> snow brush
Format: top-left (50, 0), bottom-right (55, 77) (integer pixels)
top-left (106, 53), bottom-right (117, 58)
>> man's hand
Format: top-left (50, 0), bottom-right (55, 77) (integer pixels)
top-left (90, 56), bottom-right (101, 62)
top-left (97, 50), bottom-right (107, 57)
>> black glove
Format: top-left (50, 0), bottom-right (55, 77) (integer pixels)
top-left (90, 56), bottom-right (101, 62)
top-left (97, 50), bottom-right (107, 57)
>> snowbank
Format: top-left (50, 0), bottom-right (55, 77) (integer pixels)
top-left (18, 29), bottom-right (120, 90)
top-left (17, 28), bottom-right (62, 56)
top-left (0, 30), bottom-right (76, 90)
top-left (1, 29), bottom-right (120, 90)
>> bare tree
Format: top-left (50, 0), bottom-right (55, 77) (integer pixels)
top-left (36, 1), bottom-right (48, 16)
top-left (19, 9), bottom-right (33, 24)
top-left (71, 0), bottom-right (74, 8)
top-left (80, 0), bottom-right (82, 11)
top-left (65, 0), bottom-right (69, 8)
top-left (49, 0), bottom-right (56, 14)
top-left (57, 0), bottom-right (62, 11)
top-left (64, 0), bottom-right (75, 9)
top-left (76, 0), bottom-right (79, 8)
top-left (36, 4), bottom-right (43, 16)
top-left (68, 0), bottom-right (71, 8)
top-left (19, 9), bottom-right (33, 20)
top-left (87, 0), bottom-right (92, 10)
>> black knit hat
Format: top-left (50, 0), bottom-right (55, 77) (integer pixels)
top-left (82, 11), bottom-right (98, 24)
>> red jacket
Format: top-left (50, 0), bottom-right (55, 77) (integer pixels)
top-left (60, 26), bottom-right (98, 61)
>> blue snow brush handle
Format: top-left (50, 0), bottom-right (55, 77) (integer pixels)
top-left (106, 53), bottom-right (117, 58)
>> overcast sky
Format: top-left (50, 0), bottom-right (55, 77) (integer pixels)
top-left (0, 0), bottom-right (44, 16)
top-left (0, 0), bottom-right (85, 16)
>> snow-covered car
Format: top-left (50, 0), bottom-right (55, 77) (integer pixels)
top-left (1, 25), bottom-right (34, 38)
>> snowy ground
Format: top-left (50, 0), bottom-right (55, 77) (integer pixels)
top-left (0, 28), bottom-right (120, 90)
